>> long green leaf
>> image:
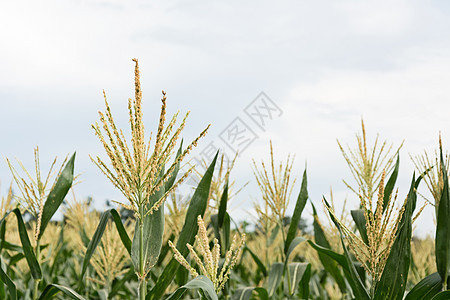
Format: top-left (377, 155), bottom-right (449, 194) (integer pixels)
top-left (147, 152), bottom-right (218, 300)
top-left (374, 174), bottom-right (421, 299)
top-left (298, 263), bottom-right (311, 299)
top-left (110, 209), bottom-right (131, 255)
top-left (80, 210), bottom-right (110, 281)
top-left (311, 201), bottom-right (347, 293)
top-left (166, 275), bottom-right (218, 300)
top-left (131, 174), bottom-right (165, 274)
top-left (405, 272), bottom-right (442, 300)
top-left (323, 198), bottom-right (370, 299)
top-left (39, 284), bottom-right (85, 300)
top-left (285, 168), bottom-right (308, 254)
top-left (218, 180), bottom-right (228, 228)
top-left (286, 236), bottom-right (306, 262)
top-left (382, 154), bottom-right (399, 214)
top-left (39, 153), bottom-right (75, 240)
top-left (244, 246), bottom-right (268, 277)
top-left (0, 258), bottom-right (17, 300)
top-left (436, 143), bottom-right (450, 287)
top-left (12, 208), bottom-right (41, 279)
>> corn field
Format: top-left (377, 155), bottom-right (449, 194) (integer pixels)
top-left (1, 59), bottom-right (449, 300)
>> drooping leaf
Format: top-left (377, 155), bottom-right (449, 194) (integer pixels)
top-left (12, 208), bottom-right (41, 280)
top-left (232, 287), bottom-right (253, 300)
top-left (38, 284), bottom-right (86, 300)
top-left (285, 236), bottom-right (306, 262)
top-left (284, 262), bottom-right (309, 296)
top-left (165, 275), bottom-right (218, 300)
top-left (285, 168), bottom-right (308, 254)
top-left (231, 287), bottom-right (269, 300)
top-left (323, 198), bottom-right (370, 299)
top-left (39, 153), bottom-right (75, 240)
top-left (267, 262), bottom-right (284, 297)
top-left (405, 272), bottom-right (442, 300)
top-left (311, 201), bottom-right (347, 293)
top-left (147, 152), bottom-right (218, 300)
top-left (243, 246), bottom-right (268, 277)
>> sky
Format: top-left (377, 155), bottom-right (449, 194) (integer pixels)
top-left (1, 0), bottom-right (450, 236)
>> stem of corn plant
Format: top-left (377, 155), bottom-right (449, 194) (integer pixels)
top-left (138, 200), bottom-right (146, 300)
top-left (33, 239), bottom-right (40, 300)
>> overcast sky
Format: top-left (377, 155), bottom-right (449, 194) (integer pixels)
top-left (1, 0), bottom-right (450, 236)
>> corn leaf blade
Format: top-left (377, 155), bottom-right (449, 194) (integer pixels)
top-left (39, 153), bottom-right (75, 240)
top-left (436, 144), bottom-right (450, 286)
top-left (285, 168), bottom-right (308, 255)
top-left (404, 272), bottom-right (442, 300)
top-left (12, 208), bottom-right (41, 280)
top-left (147, 152), bottom-right (218, 299)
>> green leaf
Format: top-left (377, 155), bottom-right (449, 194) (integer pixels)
top-left (110, 209), bottom-right (131, 255)
top-left (431, 291), bottom-right (450, 300)
top-left (253, 287), bottom-right (269, 300)
top-left (307, 240), bottom-right (349, 272)
top-left (285, 236), bottom-right (306, 262)
top-left (267, 262), bottom-right (284, 297)
top-left (109, 268), bottom-right (135, 299)
top-left (38, 284), bottom-right (86, 300)
top-left (80, 210), bottom-right (110, 281)
top-left (323, 198), bottom-right (370, 299)
top-left (298, 263), bottom-right (311, 299)
top-left (0, 258), bottom-right (17, 300)
top-left (351, 209), bottom-right (369, 245)
top-left (382, 154), bottom-right (399, 214)
top-left (232, 287), bottom-right (254, 300)
top-left (147, 152), bottom-right (218, 300)
top-left (12, 208), bottom-right (41, 279)
top-left (218, 180), bottom-right (228, 228)
top-left (374, 174), bottom-right (421, 299)
top-left (131, 173), bottom-right (165, 274)
top-left (166, 275), bottom-right (218, 300)
top-left (405, 272), bottom-right (442, 300)
top-left (211, 212), bottom-right (231, 255)
top-left (39, 153), bottom-right (75, 240)
top-left (284, 262), bottom-right (309, 296)
top-left (436, 143), bottom-right (450, 286)
top-left (243, 246), bottom-right (268, 277)
top-left (285, 168), bottom-right (308, 255)
top-left (232, 287), bottom-right (269, 300)
top-left (311, 201), bottom-right (347, 293)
